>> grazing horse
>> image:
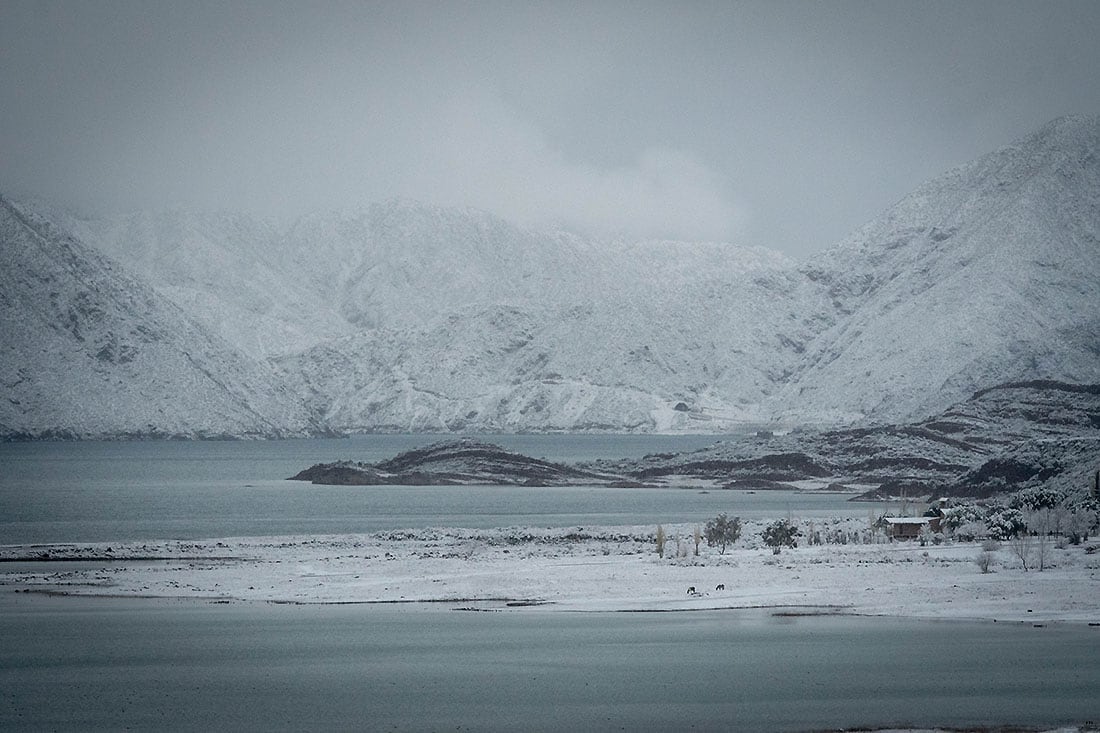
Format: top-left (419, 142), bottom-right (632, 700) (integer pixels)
top-left (715, 584), bottom-right (725, 591)
top-left (686, 586), bottom-right (696, 594)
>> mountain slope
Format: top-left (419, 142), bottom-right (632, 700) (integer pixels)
top-left (56, 208), bottom-right (353, 358)
top-left (0, 197), bottom-right (324, 438)
top-left (599, 380), bottom-right (1100, 500)
top-left (272, 227), bottom-right (809, 432)
top-left (76, 199), bottom-right (810, 432)
top-left (5, 116), bottom-right (1099, 435)
top-left (780, 116), bottom-right (1100, 422)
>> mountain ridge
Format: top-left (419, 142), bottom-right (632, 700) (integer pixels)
top-left (774, 114), bottom-right (1100, 422)
top-left (2, 115), bottom-right (1098, 437)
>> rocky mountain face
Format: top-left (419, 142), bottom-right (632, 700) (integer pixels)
top-left (54, 207), bottom-right (355, 359)
top-left (74, 199), bottom-right (809, 433)
top-left (779, 116), bottom-right (1100, 423)
top-left (0, 197), bottom-right (327, 438)
top-left (2, 116), bottom-right (1098, 438)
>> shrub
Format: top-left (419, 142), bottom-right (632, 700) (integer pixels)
top-left (705, 513), bottom-right (742, 555)
top-left (919, 526), bottom-right (933, 546)
top-left (762, 519), bottom-right (800, 555)
top-left (954, 520), bottom-right (988, 542)
top-left (1066, 506), bottom-right (1098, 544)
top-left (975, 551), bottom-right (996, 573)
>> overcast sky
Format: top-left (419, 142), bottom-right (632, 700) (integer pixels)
top-left (3, 1), bottom-right (1099, 258)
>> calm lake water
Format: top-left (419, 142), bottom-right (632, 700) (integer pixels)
top-left (2, 437), bottom-right (1096, 732)
top-left (2, 594), bottom-right (1097, 732)
top-left (0, 435), bottom-right (886, 545)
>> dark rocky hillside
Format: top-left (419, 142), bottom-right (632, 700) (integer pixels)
top-left (289, 438), bottom-right (627, 486)
top-left (601, 381), bottom-right (1100, 500)
top-left (288, 382), bottom-right (1099, 501)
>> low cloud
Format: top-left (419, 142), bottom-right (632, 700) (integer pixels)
top-left (34, 76), bottom-right (744, 243)
top-left (396, 91), bottom-right (746, 242)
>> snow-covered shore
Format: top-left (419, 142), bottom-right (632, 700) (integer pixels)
top-left (4, 517), bottom-right (1099, 624)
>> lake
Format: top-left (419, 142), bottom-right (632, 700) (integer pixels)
top-left (2, 594), bottom-right (1097, 732)
top-left (2, 436), bottom-right (1096, 732)
top-left (0, 435), bottom-right (887, 545)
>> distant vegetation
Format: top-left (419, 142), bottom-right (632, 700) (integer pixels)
top-left (704, 514), bottom-right (741, 554)
top-left (761, 519), bottom-right (801, 554)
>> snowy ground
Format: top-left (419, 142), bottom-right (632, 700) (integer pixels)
top-left (4, 517), bottom-right (1099, 625)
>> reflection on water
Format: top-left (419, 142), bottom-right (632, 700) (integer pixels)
top-left (0, 436), bottom-right (888, 544)
top-left (1, 595), bottom-right (1096, 732)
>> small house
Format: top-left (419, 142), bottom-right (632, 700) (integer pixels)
top-left (883, 516), bottom-right (934, 540)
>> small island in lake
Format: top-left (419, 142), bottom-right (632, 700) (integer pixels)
top-left (288, 438), bottom-right (638, 487)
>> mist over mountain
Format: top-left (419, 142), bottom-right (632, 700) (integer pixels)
top-left (0, 198), bottom-right (327, 438)
top-left (2, 116), bottom-right (1098, 438)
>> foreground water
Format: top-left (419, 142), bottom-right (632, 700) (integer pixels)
top-left (3, 437), bottom-right (1096, 731)
top-left (1, 435), bottom-right (886, 545)
top-left (2, 594), bottom-right (1096, 732)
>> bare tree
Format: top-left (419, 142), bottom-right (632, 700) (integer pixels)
top-left (1051, 505), bottom-right (1071, 538)
top-left (1026, 509), bottom-right (1054, 572)
top-left (1066, 507), bottom-right (1098, 544)
top-left (1009, 531), bottom-right (1032, 571)
top-left (975, 551), bottom-right (995, 573)
top-left (655, 524), bottom-right (666, 559)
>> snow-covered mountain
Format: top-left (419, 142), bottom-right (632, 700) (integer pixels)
top-left (273, 218), bottom-right (809, 432)
top-left (0, 197), bottom-right (327, 438)
top-left (779, 116), bottom-right (1100, 422)
top-left (72, 198), bottom-right (808, 433)
top-left (53, 207), bottom-right (354, 358)
top-left (2, 116), bottom-right (1098, 437)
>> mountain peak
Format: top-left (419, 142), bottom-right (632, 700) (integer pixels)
top-left (1026, 114), bottom-right (1100, 145)
top-left (983, 114), bottom-right (1100, 183)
